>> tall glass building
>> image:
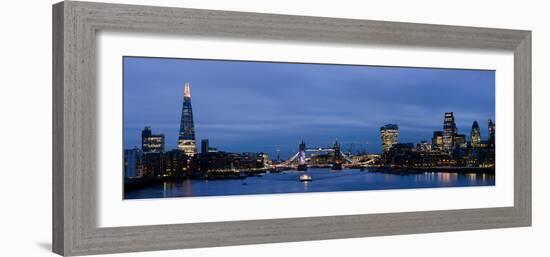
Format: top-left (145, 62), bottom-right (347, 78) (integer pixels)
top-left (471, 120), bottom-right (481, 147)
top-left (177, 82), bottom-right (197, 156)
top-left (442, 112), bottom-right (457, 151)
top-left (380, 124), bottom-right (399, 153)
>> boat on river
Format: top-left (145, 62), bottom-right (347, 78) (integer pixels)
top-left (299, 174), bottom-right (312, 182)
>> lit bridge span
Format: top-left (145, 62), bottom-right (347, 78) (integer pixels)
top-left (276, 140), bottom-right (377, 169)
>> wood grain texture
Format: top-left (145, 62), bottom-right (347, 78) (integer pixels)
top-left (52, 2), bottom-right (65, 255)
top-left (52, 1), bottom-right (532, 256)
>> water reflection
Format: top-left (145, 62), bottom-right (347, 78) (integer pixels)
top-left (125, 168), bottom-right (496, 199)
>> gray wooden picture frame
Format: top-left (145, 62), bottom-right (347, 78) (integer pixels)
top-left (52, 1), bottom-right (531, 256)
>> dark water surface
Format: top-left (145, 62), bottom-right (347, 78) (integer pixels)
top-left (124, 168), bottom-right (495, 199)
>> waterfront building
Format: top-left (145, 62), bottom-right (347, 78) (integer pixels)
top-left (471, 120), bottom-right (481, 147)
top-left (416, 141), bottom-right (432, 153)
top-left (141, 127), bottom-right (165, 153)
top-left (240, 152), bottom-right (270, 169)
top-left (432, 131), bottom-right (443, 149)
top-left (177, 82), bottom-right (197, 156)
top-left (124, 147), bottom-right (143, 178)
top-left (442, 112), bottom-right (457, 151)
top-left (380, 124), bottom-right (399, 153)
top-left (196, 151), bottom-right (268, 176)
top-left (164, 149), bottom-right (189, 177)
top-left (384, 143), bottom-right (415, 167)
top-left (141, 152), bottom-right (164, 177)
top-left (197, 151), bottom-right (235, 174)
top-left (258, 153), bottom-right (271, 166)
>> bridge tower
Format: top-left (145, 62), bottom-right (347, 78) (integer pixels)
top-left (332, 139), bottom-right (344, 170)
top-left (297, 140), bottom-right (307, 171)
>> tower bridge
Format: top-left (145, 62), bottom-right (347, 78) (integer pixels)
top-left (277, 140), bottom-right (373, 170)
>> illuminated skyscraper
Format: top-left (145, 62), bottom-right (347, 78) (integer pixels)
top-left (141, 127), bottom-right (165, 177)
top-left (432, 131), bottom-right (443, 149)
top-left (471, 120), bottom-right (481, 147)
top-left (141, 127), bottom-right (165, 153)
top-left (455, 134), bottom-right (467, 148)
top-left (380, 124), bottom-right (399, 153)
top-left (442, 112), bottom-right (457, 151)
top-left (177, 82), bottom-right (197, 156)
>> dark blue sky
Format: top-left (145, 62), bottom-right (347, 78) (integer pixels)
top-left (123, 57), bottom-right (495, 159)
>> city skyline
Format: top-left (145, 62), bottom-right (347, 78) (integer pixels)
top-left (124, 57), bottom-right (495, 159)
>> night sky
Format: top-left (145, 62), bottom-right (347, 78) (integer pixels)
top-left (123, 57), bottom-right (495, 159)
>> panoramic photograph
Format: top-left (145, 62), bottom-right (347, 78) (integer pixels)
top-left (123, 56), bottom-right (496, 199)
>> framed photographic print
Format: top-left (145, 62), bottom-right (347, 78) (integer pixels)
top-left (53, 1), bottom-right (531, 256)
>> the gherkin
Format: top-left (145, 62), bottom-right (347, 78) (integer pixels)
top-left (471, 120), bottom-right (481, 147)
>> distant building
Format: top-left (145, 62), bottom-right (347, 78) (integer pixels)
top-left (442, 112), bottom-right (457, 151)
top-left (471, 120), bottom-right (481, 147)
top-left (432, 131), bottom-right (444, 149)
top-left (201, 139), bottom-right (209, 154)
top-left (383, 143), bottom-right (415, 167)
top-left (177, 82), bottom-right (197, 156)
top-left (380, 112), bottom-right (495, 169)
top-left (488, 119), bottom-right (495, 147)
top-left (416, 141), bottom-right (432, 152)
top-left (196, 151), bottom-right (268, 175)
top-left (141, 152), bottom-right (164, 177)
top-left (141, 127), bottom-right (165, 153)
top-left (455, 134), bottom-right (466, 148)
top-left (393, 143), bottom-right (415, 150)
top-left (380, 124), bottom-right (399, 153)
top-left (200, 139), bottom-right (218, 154)
top-left (258, 153), bottom-right (271, 166)
top-left (124, 147), bottom-right (142, 178)
top-left (164, 149), bottom-right (189, 178)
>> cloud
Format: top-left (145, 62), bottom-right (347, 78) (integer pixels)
top-left (124, 57), bottom-right (495, 157)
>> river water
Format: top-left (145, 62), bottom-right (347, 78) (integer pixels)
top-left (124, 168), bottom-right (495, 199)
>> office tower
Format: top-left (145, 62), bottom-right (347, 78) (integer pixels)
top-left (471, 120), bottom-right (481, 147)
top-left (442, 112), bottom-right (457, 151)
top-left (141, 126), bottom-right (165, 153)
top-left (177, 82), bottom-right (197, 156)
top-left (164, 149), bottom-right (189, 178)
top-left (380, 124), bottom-right (399, 153)
top-left (432, 131), bottom-right (444, 149)
top-left (455, 134), bottom-right (466, 148)
top-left (124, 147), bottom-right (143, 178)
